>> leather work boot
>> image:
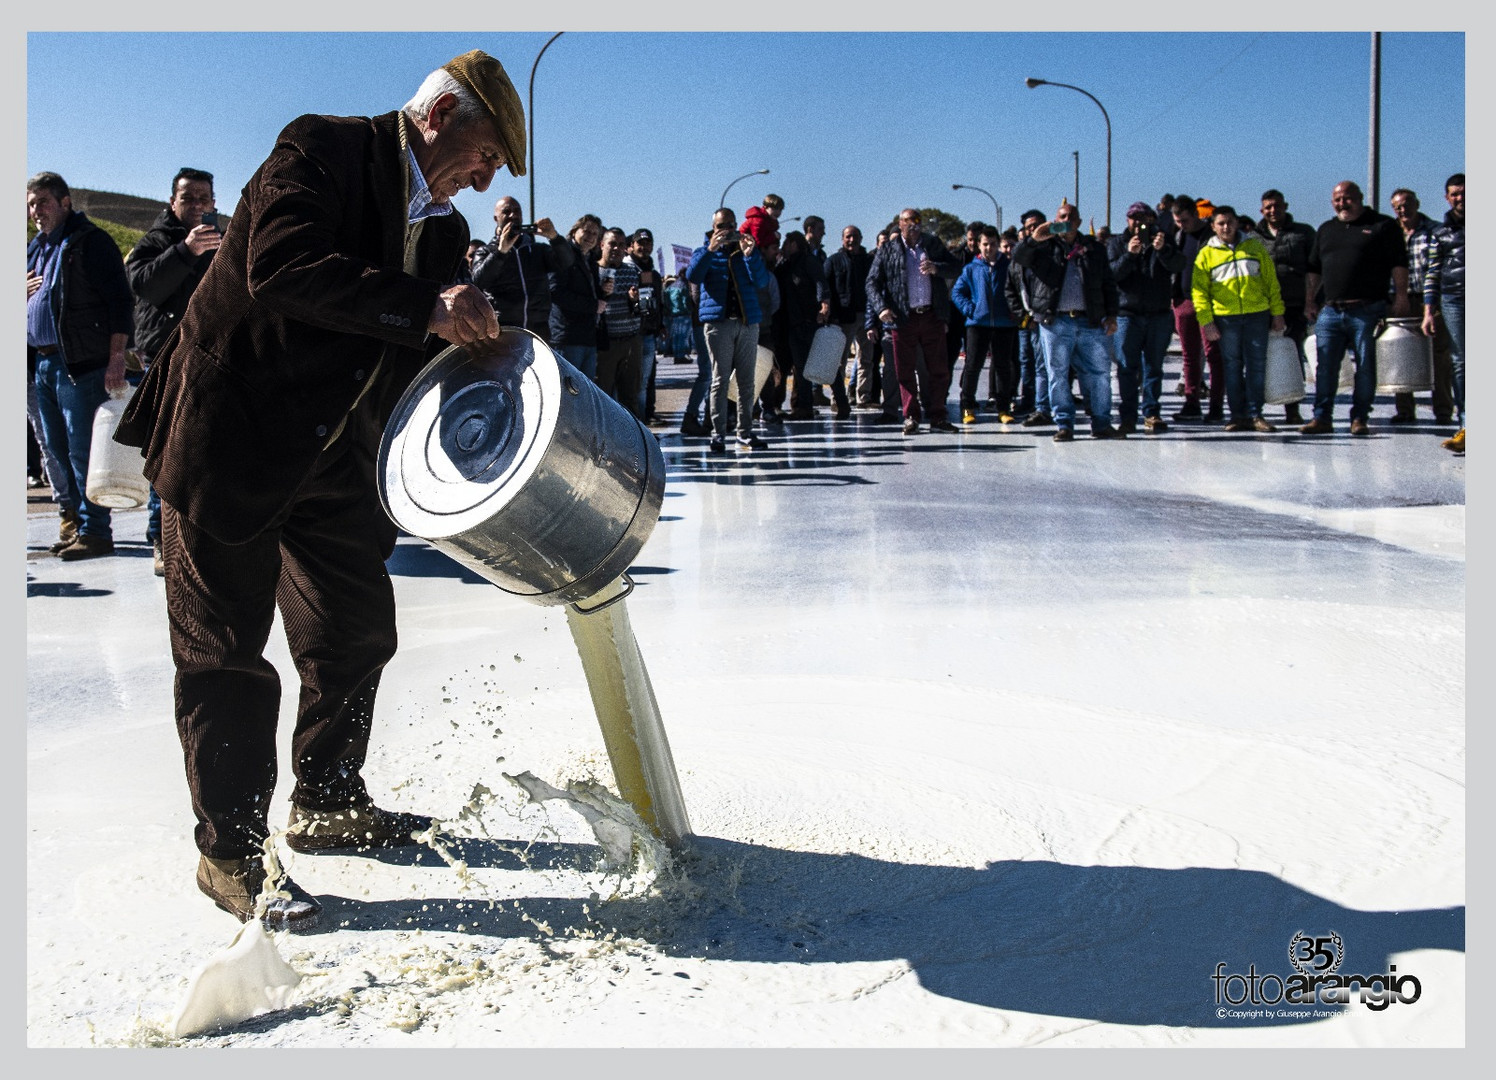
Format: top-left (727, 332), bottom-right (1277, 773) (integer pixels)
top-left (197, 854), bottom-right (322, 931)
top-left (1299, 417), bottom-right (1335, 435)
top-left (57, 534), bottom-right (114, 561)
top-left (1442, 428), bottom-right (1465, 453)
top-left (48, 508), bottom-right (81, 554)
top-left (284, 800), bottom-right (434, 853)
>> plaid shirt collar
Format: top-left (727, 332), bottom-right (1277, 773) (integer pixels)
top-left (405, 145), bottom-right (454, 225)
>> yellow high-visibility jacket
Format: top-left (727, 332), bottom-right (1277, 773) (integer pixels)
top-left (1191, 234), bottom-right (1284, 325)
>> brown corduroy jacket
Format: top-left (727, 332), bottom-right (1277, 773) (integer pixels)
top-left (116, 110), bottom-right (468, 545)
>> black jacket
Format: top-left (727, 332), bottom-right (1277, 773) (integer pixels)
top-left (470, 232), bottom-right (575, 341)
top-left (865, 232), bottom-right (960, 326)
top-left (547, 240), bottom-right (601, 348)
top-left (26, 210), bottom-right (134, 377)
top-left (775, 246), bottom-right (826, 329)
top-left (1255, 215), bottom-right (1316, 307)
top-left (1010, 234), bottom-right (1118, 326)
top-left (1106, 228), bottom-right (1184, 315)
top-left (824, 245), bottom-right (872, 324)
top-left (125, 208), bottom-right (217, 364)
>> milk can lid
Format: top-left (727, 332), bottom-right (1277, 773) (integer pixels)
top-left (378, 329), bottom-right (561, 540)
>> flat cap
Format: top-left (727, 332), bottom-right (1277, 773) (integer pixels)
top-left (442, 49), bottom-right (527, 177)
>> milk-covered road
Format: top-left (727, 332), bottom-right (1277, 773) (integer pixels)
top-left (26, 362), bottom-right (1465, 1049)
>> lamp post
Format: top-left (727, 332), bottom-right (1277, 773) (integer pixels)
top-left (527, 31), bottom-right (564, 223)
top-left (1073, 151), bottom-right (1080, 211)
top-left (952, 183), bottom-right (1002, 232)
top-left (1026, 77), bottom-right (1111, 230)
top-left (719, 169), bottom-right (770, 213)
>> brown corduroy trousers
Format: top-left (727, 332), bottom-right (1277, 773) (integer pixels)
top-left (162, 425), bottom-right (399, 859)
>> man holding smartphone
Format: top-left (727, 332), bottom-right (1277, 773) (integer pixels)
top-left (125, 167), bottom-right (222, 575)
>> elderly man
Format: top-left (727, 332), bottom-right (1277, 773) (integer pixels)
top-left (468, 194), bottom-right (572, 343)
top-left (1011, 201), bottom-right (1124, 442)
top-left (1388, 187), bottom-right (1454, 424)
top-left (865, 207), bottom-right (962, 434)
top-left (1299, 181), bottom-right (1410, 436)
top-left (27, 171), bottom-right (134, 561)
top-left (115, 49), bottom-right (521, 930)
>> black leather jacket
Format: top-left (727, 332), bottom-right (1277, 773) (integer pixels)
top-left (1010, 234), bottom-right (1118, 326)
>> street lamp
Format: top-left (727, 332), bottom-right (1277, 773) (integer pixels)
top-left (952, 183), bottom-right (1002, 232)
top-left (1026, 77), bottom-right (1112, 230)
top-left (527, 31), bottom-right (564, 223)
top-left (719, 169), bottom-right (770, 212)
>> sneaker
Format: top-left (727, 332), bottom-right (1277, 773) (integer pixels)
top-left (48, 508), bottom-right (81, 554)
top-left (1143, 416), bottom-right (1170, 434)
top-left (902, 418), bottom-right (920, 435)
top-left (1172, 401), bottom-right (1203, 422)
top-left (736, 434), bottom-right (768, 450)
top-left (679, 418), bottom-right (710, 437)
top-left (152, 540), bottom-right (165, 577)
top-left (1442, 428), bottom-right (1465, 453)
top-left (1223, 418), bottom-right (1253, 432)
top-left (196, 854), bottom-right (322, 932)
top-left (1253, 416), bottom-right (1278, 434)
top-left (929, 418), bottom-right (958, 432)
top-left (1202, 410), bottom-right (1225, 424)
top-left (709, 438), bottom-right (726, 454)
top-left (57, 534), bottom-right (114, 561)
top-left (961, 409), bottom-right (978, 425)
top-left (1349, 417), bottom-right (1371, 437)
top-left (1053, 427), bottom-right (1075, 442)
top-left (1299, 417), bottom-right (1334, 435)
top-left (1021, 411), bottom-right (1052, 428)
top-left (285, 800), bottom-right (434, 854)
top-left (27, 473), bottom-right (45, 490)
top-left (1091, 425), bottom-right (1125, 440)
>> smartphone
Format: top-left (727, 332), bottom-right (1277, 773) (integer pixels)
top-left (201, 211), bottom-right (219, 230)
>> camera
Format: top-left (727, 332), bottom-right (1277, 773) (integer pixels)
top-left (520, 223), bottom-right (538, 235)
top-left (1136, 224), bottom-right (1154, 241)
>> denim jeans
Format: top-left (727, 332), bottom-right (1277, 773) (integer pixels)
top-left (636, 333), bottom-right (657, 418)
top-left (1038, 315), bottom-right (1114, 431)
top-left (1442, 300), bottom-right (1465, 424)
top-left (26, 376), bottom-right (68, 502)
top-left (33, 353), bottom-right (112, 538)
top-left (1017, 324), bottom-right (1046, 413)
top-left (1115, 311), bottom-right (1174, 423)
top-left (1214, 311), bottom-right (1272, 420)
top-left (1312, 300), bottom-right (1385, 423)
top-left (685, 322), bottom-right (711, 426)
top-left (558, 344), bottom-right (598, 383)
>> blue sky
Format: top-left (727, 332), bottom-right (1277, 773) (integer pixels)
top-left (27, 29), bottom-right (1464, 274)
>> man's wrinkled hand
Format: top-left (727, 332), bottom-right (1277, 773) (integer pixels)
top-left (429, 284), bottom-right (500, 346)
top-left (184, 225), bottom-right (223, 257)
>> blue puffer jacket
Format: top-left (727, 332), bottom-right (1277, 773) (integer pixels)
top-left (950, 255), bottom-right (1015, 328)
top-left (685, 242), bottom-right (771, 324)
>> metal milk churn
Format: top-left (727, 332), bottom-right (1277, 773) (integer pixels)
top-left (1374, 317), bottom-right (1434, 393)
top-left (378, 330), bottom-right (665, 607)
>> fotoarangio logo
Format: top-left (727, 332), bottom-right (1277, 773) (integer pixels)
top-left (1211, 930), bottom-right (1423, 1020)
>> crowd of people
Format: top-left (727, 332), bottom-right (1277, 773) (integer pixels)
top-left (450, 175), bottom-right (1464, 455)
